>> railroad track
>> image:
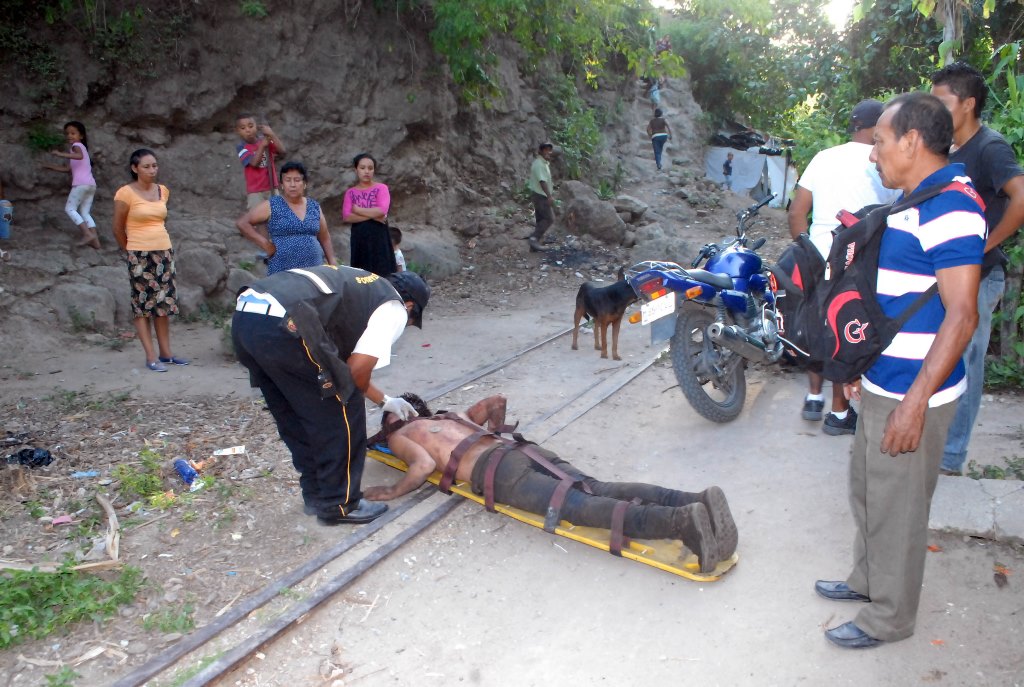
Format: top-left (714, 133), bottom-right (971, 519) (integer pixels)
top-left (112, 325), bottom-right (666, 686)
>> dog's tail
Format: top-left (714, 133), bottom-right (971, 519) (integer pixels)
top-left (575, 287), bottom-right (591, 322)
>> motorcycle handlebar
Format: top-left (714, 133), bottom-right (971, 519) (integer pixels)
top-left (751, 194), bottom-right (775, 212)
top-left (691, 246), bottom-right (709, 268)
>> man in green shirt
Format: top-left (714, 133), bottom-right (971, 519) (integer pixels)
top-left (526, 142), bottom-right (556, 252)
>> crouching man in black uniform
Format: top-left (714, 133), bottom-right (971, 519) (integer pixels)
top-left (232, 265), bottom-right (430, 525)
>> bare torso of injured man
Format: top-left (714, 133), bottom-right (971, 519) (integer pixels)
top-left (365, 394), bottom-right (737, 573)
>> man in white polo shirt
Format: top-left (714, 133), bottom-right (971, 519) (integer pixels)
top-left (788, 99), bottom-right (900, 435)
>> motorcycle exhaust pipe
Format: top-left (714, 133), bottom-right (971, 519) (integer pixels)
top-left (707, 322), bottom-right (769, 363)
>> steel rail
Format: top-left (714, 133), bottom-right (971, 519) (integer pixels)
top-left (181, 497), bottom-right (463, 687)
top-left (418, 326), bottom-right (574, 402)
top-left (113, 325), bottom-right (658, 686)
top-left (538, 353), bottom-right (662, 441)
top-left (109, 488), bottom-right (435, 687)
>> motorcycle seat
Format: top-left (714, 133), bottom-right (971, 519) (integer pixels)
top-left (684, 269), bottom-right (733, 290)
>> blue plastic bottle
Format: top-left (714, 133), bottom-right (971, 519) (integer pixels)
top-left (173, 458), bottom-right (200, 490)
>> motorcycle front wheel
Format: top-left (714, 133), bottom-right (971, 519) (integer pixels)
top-left (670, 305), bottom-right (746, 423)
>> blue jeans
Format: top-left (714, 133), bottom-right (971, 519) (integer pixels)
top-left (0, 199), bottom-right (12, 240)
top-left (651, 134), bottom-right (668, 169)
top-left (941, 266), bottom-right (1005, 472)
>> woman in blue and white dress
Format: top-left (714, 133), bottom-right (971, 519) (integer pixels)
top-left (236, 161), bottom-right (335, 274)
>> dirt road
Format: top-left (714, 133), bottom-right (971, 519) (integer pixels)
top-left (7, 286), bottom-right (1023, 686)
top-left (2, 90), bottom-right (1022, 687)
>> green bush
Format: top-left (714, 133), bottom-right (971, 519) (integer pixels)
top-left (27, 124), bottom-right (65, 152)
top-left (113, 448), bottom-right (166, 499)
top-left (421, 0), bottom-right (658, 102)
top-left (240, 0), bottom-right (268, 18)
top-left (544, 76), bottom-right (602, 180)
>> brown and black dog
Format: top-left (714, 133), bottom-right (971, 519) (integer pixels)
top-left (572, 268), bottom-right (638, 361)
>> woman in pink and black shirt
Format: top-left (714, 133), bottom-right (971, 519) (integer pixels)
top-left (342, 153), bottom-right (396, 276)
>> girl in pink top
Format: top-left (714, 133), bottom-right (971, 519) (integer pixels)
top-left (342, 153), bottom-right (396, 276)
top-left (43, 121), bottom-right (100, 249)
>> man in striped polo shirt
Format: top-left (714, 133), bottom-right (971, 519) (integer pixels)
top-left (815, 93), bottom-right (986, 649)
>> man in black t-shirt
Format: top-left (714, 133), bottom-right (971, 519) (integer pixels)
top-left (931, 62), bottom-right (1024, 475)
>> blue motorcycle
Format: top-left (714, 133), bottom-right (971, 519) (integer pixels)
top-left (627, 196), bottom-right (784, 422)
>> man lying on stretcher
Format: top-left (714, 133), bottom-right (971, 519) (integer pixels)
top-left (365, 394), bottom-right (737, 573)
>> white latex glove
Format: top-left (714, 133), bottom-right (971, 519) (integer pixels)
top-left (381, 395), bottom-right (418, 421)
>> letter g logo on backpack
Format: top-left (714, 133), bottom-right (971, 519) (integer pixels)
top-left (844, 319), bottom-right (870, 344)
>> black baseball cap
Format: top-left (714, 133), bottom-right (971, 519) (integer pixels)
top-left (388, 271), bottom-right (430, 328)
top-left (849, 99), bottom-right (884, 132)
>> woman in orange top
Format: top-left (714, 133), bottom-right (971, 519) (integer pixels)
top-left (112, 149), bottom-right (187, 372)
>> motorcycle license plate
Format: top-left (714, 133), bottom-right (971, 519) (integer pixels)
top-left (641, 292), bottom-right (676, 325)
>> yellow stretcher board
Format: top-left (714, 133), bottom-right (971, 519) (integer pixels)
top-left (368, 447), bottom-right (738, 582)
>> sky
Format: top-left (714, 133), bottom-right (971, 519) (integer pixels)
top-left (649, 1), bottom-right (857, 31)
top-left (823, 0), bottom-right (856, 30)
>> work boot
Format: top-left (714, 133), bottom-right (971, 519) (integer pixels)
top-left (700, 486), bottom-right (738, 559)
top-left (674, 503), bottom-right (720, 574)
top-left (527, 236), bottom-right (546, 252)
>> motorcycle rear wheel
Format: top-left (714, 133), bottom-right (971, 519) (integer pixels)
top-left (671, 305), bottom-right (746, 423)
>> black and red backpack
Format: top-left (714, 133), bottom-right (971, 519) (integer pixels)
top-left (771, 181), bottom-right (984, 382)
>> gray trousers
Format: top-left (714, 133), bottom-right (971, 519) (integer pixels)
top-left (845, 388), bottom-right (955, 641)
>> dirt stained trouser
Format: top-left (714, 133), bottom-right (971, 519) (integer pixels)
top-left (470, 445), bottom-right (703, 541)
top-left (232, 310), bottom-right (367, 516)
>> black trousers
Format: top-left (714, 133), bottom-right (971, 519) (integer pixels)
top-left (470, 446), bottom-right (701, 541)
top-left (232, 311), bottom-right (367, 515)
top-left (530, 192), bottom-right (554, 239)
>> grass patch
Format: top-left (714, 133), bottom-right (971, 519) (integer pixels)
top-left (113, 448), bottom-right (165, 499)
top-left (85, 390), bottom-right (132, 411)
top-left (24, 500), bottom-right (45, 519)
top-left (966, 456), bottom-right (1024, 481)
top-left (405, 260), bottom-right (430, 277)
top-left (180, 302), bottom-right (234, 328)
top-left (985, 357), bottom-right (1024, 390)
top-left (44, 667), bottom-right (80, 687)
top-left (68, 515), bottom-right (102, 542)
top-left (68, 306), bottom-right (99, 333)
top-left (47, 388), bottom-right (83, 412)
top-left (160, 653), bottom-right (220, 687)
top-left (0, 565), bottom-right (142, 649)
top-left (142, 602), bottom-right (195, 633)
